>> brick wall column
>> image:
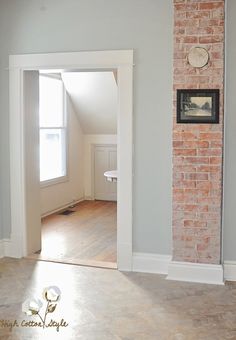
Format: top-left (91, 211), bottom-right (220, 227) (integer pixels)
top-left (172, 0), bottom-right (224, 264)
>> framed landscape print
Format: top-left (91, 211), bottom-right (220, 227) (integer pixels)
top-left (177, 89), bottom-right (219, 124)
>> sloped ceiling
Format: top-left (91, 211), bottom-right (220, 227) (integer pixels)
top-left (62, 71), bottom-right (117, 134)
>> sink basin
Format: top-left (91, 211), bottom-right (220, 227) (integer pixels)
top-left (104, 170), bottom-right (118, 182)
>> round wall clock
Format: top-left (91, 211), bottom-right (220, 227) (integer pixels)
top-left (187, 47), bottom-right (209, 68)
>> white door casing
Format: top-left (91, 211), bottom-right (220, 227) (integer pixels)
top-left (9, 50), bottom-right (133, 270)
top-left (24, 71), bottom-right (41, 254)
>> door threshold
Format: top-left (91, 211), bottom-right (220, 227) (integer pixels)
top-left (26, 254), bottom-right (117, 270)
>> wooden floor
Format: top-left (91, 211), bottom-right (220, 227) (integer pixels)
top-left (28, 200), bottom-right (117, 269)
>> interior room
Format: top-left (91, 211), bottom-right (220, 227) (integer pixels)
top-left (1, 0), bottom-right (236, 339)
top-left (30, 70), bottom-right (118, 269)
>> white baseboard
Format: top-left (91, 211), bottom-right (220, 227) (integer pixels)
top-left (84, 196), bottom-right (94, 201)
top-left (41, 198), bottom-right (84, 218)
top-left (224, 261), bottom-right (236, 281)
top-left (93, 194), bottom-right (117, 202)
top-left (132, 252), bottom-right (171, 274)
top-left (167, 261), bottom-right (224, 285)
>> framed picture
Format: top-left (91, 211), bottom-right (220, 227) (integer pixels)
top-left (177, 89), bottom-right (219, 124)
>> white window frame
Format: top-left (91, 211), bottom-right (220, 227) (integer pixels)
top-left (39, 74), bottom-right (68, 187)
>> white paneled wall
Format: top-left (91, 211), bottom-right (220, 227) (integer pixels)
top-left (83, 135), bottom-right (117, 200)
top-left (94, 145), bottom-right (117, 201)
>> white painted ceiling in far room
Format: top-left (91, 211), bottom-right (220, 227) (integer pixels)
top-left (62, 71), bottom-right (117, 134)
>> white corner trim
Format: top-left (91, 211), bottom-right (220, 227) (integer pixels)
top-left (167, 261), bottom-right (224, 285)
top-left (118, 243), bottom-right (133, 271)
top-left (224, 261), bottom-right (236, 281)
top-left (0, 238), bottom-right (16, 258)
top-left (3, 238), bottom-right (15, 257)
top-left (0, 240), bottom-right (4, 258)
top-left (132, 252), bottom-right (171, 275)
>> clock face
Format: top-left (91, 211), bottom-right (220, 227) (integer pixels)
top-left (188, 47), bottom-right (209, 68)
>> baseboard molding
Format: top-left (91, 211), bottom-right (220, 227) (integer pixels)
top-left (41, 198), bottom-right (85, 218)
top-left (167, 261), bottom-right (224, 285)
top-left (0, 237), bottom-right (232, 285)
top-left (94, 194), bottom-right (117, 202)
top-left (85, 195), bottom-right (117, 202)
top-left (84, 196), bottom-right (94, 201)
top-left (224, 261), bottom-right (236, 281)
top-left (132, 252), bottom-right (171, 274)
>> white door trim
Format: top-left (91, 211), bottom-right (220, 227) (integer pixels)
top-left (9, 50), bottom-right (133, 271)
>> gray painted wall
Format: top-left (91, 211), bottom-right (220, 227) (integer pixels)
top-left (0, 0), bottom-right (173, 254)
top-left (223, 0), bottom-right (236, 261)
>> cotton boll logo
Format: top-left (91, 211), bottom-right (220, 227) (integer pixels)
top-left (20, 286), bottom-right (68, 331)
top-left (43, 286), bottom-right (61, 302)
top-left (22, 298), bottom-right (43, 316)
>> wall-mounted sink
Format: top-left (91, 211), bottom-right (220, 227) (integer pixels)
top-left (104, 170), bottom-right (117, 182)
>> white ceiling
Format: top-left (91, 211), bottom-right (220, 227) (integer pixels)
top-left (62, 71), bottom-right (117, 134)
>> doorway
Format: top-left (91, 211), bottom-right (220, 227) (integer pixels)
top-left (9, 50), bottom-right (133, 271)
top-left (31, 69), bottom-right (118, 269)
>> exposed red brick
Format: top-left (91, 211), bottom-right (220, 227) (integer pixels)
top-left (199, 18), bottom-right (223, 27)
top-left (199, 35), bottom-right (223, 44)
top-left (198, 148), bottom-right (221, 156)
top-left (197, 165), bottom-right (220, 173)
top-left (174, 149), bottom-right (197, 156)
top-left (186, 26), bottom-right (213, 35)
top-left (186, 11), bottom-right (210, 19)
top-left (175, 19), bottom-right (199, 27)
top-left (210, 157), bottom-right (222, 165)
top-left (174, 180), bottom-right (196, 189)
top-left (175, 3), bottom-right (199, 11)
top-left (185, 157), bottom-right (209, 165)
top-left (199, 2), bottom-right (223, 10)
top-left (184, 220), bottom-right (207, 228)
top-left (185, 173), bottom-right (209, 181)
top-left (175, 165), bottom-right (197, 172)
top-left (176, 36), bottom-right (199, 44)
top-left (172, 0), bottom-right (224, 265)
top-left (199, 132), bottom-right (222, 140)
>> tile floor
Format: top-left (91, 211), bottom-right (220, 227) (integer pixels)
top-left (0, 258), bottom-right (236, 339)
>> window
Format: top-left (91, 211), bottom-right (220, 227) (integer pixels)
top-left (39, 75), bottom-right (67, 183)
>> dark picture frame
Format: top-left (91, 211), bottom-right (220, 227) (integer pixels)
top-left (177, 89), bottom-right (219, 124)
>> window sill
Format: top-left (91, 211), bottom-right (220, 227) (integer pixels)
top-left (40, 175), bottom-right (68, 188)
